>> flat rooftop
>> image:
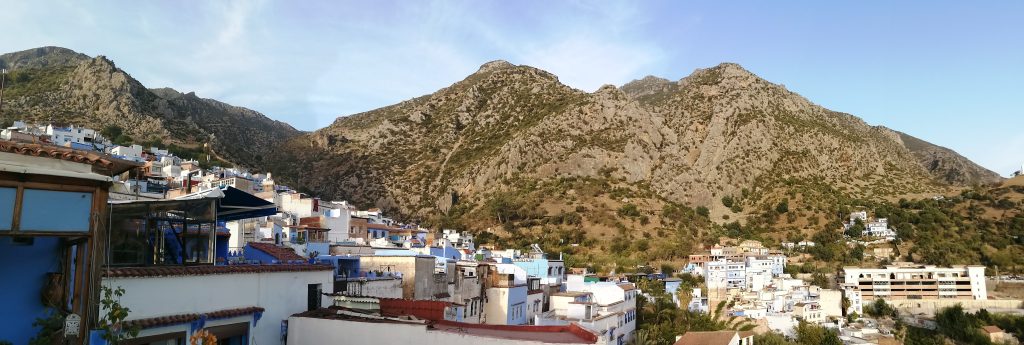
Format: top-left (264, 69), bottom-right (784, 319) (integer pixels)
top-left (292, 307), bottom-right (597, 344)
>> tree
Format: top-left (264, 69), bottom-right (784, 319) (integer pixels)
top-left (721, 196), bottom-right (734, 208)
top-left (795, 321), bottom-right (842, 345)
top-left (660, 263), bottom-right (676, 275)
top-left (776, 199), bottom-right (790, 214)
top-left (864, 299), bottom-right (897, 318)
top-left (811, 272), bottom-right (830, 288)
top-left (755, 332), bottom-right (797, 345)
top-left (696, 206), bottom-right (710, 218)
top-left (619, 203), bottom-right (641, 218)
top-left (935, 304), bottom-right (991, 344)
top-left (845, 218), bottom-right (865, 238)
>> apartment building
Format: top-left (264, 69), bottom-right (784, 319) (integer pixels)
top-left (841, 264), bottom-right (987, 314)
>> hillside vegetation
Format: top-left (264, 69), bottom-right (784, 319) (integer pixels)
top-left (264, 60), bottom-right (1005, 270)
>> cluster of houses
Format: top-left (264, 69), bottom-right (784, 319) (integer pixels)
top-left (681, 241), bottom-right (842, 336)
top-left (0, 130), bottom-right (640, 345)
top-left (844, 211), bottom-right (897, 242)
top-left (1, 121), bottom-right (1010, 345)
top-left (679, 238), bottom-right (1002, 344)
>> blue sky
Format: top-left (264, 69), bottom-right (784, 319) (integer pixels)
top-left (1, 1), bottom-right (1022, 174)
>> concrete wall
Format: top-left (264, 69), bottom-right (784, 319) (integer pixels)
top-left (485, 286), bottom-right (528, 325)
top-left (345, 278), bottom-right (403, 298)
top-left (888, 298), bottom-right (1023, 315)
top-left (819, 289), bottom-right (843, 318)
top-left (104, 269), bottom-right (332, 345)
top-left (358, 255), bottom-right (449, 300)
top-left (526, 292), bottom-right (544, 323)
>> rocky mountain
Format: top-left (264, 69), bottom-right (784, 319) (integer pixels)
top-left (0, 46), bottom-right (89, 70)
top-left (0, 46), bottom-right (300, 167)
top-left (896, 131), bottom-right (1003, 186)
top-left (266, 61), bottom-right (999, 232)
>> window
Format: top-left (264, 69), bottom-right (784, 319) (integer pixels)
top-left (307, 283), bottom-right (322, 311)
top-left (0, 187), bottom-right (15, 231)
top-left (20, 189), bottom-right (93, 232)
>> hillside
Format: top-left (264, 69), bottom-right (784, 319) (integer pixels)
top-left (264, 60), bottom-right (1002, 267)
top-left (896, 130), bottom-right (1003, 186)
top-left (0, 46), bottom-right (301, 167)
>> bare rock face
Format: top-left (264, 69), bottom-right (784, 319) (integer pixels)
top-left (0, 47), bottom-right (301, 167)
top-left (896, 130), bottom-right (1003, 186)
top-left (0, 46), bottom-right (89, 69)
top-left (268, 60), bottom-right (995, 220)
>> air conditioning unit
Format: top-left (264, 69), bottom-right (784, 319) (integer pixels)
top-left (463, 268), bottom-right (477, 278)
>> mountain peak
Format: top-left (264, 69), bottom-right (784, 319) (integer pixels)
top-left (620, 75), bottom-right (673, 99)
top-left (476, 60), bottom-right (516, 73)
top-left (0, 46), bottom-right (90, 69)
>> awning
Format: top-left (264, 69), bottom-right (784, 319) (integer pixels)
top-left (175, 186), bottom-right (277, 221)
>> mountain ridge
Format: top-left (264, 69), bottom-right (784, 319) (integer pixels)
top-left (265, 59), bottom-right (1001, 233)
top-left (0, 46), bottom-right (301, 167)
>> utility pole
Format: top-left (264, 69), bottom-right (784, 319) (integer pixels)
top-left (0, 68), bottom-right (6, 120)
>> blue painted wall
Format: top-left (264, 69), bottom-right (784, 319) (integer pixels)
top-left (429, 246), bottom-right (461, 260)
top-left (0, 237), bottom-right (63, 344)
top-left (243, 244), bottom-right (278, 263)
top-left (215, 234), bottom-right (230, 262)
top-left (507, 286), bottom-right (528, 325)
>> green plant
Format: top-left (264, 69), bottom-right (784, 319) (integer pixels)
top-left (97, 285), bottom-right (140, 344)
top-left (28, 309), bottom-right (66, 345)
top-left (776, 199), bottom-right (790, 213)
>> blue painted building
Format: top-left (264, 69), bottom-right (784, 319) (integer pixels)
top-left (0, 141), bottom-right (138, 344)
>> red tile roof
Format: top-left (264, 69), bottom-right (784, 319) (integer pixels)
top-left (248, 242), bottom-right (306, 261)
top-left (103, 264), bottom-right (333, 278)
top-left (124, 306), bottom-right (264, 329)
top-left (0, 140), bottom-right (140, 175)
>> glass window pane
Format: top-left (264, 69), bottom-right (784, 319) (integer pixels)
top-left (20, 189), bottom-right (93, 232)
top-left (0, 187), bottom-right (14, 231)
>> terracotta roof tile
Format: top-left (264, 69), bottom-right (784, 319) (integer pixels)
top-left (103, 264), bottom-right (333, 278)
top-left (0, 140), bottom-right (140, 175)
top-left (125, 306), bottom-right (264, 329)
top-left (248, 242), bottom-right (306, 261)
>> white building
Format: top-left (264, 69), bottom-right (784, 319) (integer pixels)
top-left (484, 264), bottom-right (529, 325)
top-left (841, 264), bottom-right (988, 315)
top-left (864, 218), bottom-right (896, 239)
top-left (850, 211), bottom-right (869, 223)
top-left (111, 144), bottom-right (144, 159)
top-left (321, 201), bottom-right (354, 243)
top-left (705, 260), bottom-right (747, 289)
top-left (442, 229), bottom-right (475, 250)
top-left (104, 265), bottom-right (333, 344)
top-left (561, 275), bottom-right (638, 344)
